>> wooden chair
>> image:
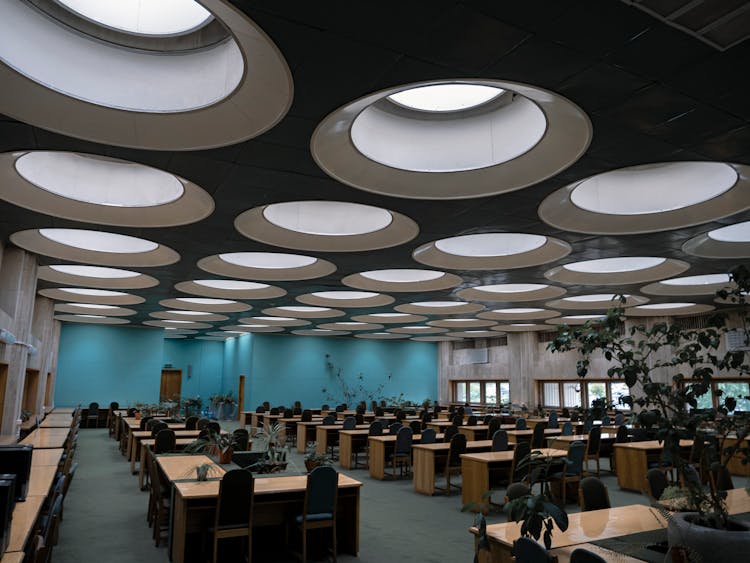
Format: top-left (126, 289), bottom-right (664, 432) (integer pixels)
top-left (86, 402), bottom-right (99, 428)
top-left (436, 432), bottom-right (466, 496)
top-left (295, 466), bottom-right (338, 563)
top-left (578, 476), bottom-right (611, 511)
top-left (387, 426), bottom-right (413, 479)
top-left (531, 422), bottom-right (548, 448)
top-left (210, 469), bottom-right (254, 563)
top-left (549, 441), bottom-right (585, 505)
top-left (147, 452), bottom-right (170, 546)
top-left (29, 534), bottom-right (48, 563)
top-left (645, 467), bottom-right (669, 502)
top-left (585, 426), bottom-right (602, 477)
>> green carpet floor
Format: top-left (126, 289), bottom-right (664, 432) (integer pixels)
top-left (53, 428), bottom-right (720, 562)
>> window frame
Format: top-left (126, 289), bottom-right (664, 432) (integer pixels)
top-left (681, 378), bottom-right (750, 413)
top-left (450, 379), bottom-right (510, 406)
top-left (537, 378), bottom-right (632, 411)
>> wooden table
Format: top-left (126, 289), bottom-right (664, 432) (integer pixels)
top-left (19, 428), bottom-right (69, 449)
top-left (129, 429), bottom-right (204, 474)
top-left (367, 434), bottom-right (443, 480)
top-left (40, 414), bottom-right (74, 428)
top-left (156, 454), bottom-right (225, 484)
top-left (505, 428), bottom-right (562, 444)
top-left (315, 424), bottom-right (370, 454)
top-left (5, 495), bottom-right (44, 553)
top-left (50, 407), bottom-right (75, 414)
top-left (613, 439), bottom-right (693, 492)
top-left (0, 552), bottom-right (25, 563)
top-left (461, 448), bottom-right (568, 505)
top-left (296, 420), bottom-right (325, 452)
top-left (27, 465), bottom-right (57, 497)
top-left (480, 504), bottom-right (667, 563)
top-left (170, 473), bottom-right (361, 563)
top-left (545, 433), bottom-right (618, 450)
top-left (525, 417), bottom-right (572, 428)
top-left (31, 448), bottom-right (63, 467)
top-left (413, 439), bottom-right (498, 495)
top-left (138, 438), bottom-right (202, 489)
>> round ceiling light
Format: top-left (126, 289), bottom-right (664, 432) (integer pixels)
top-left (413, 232), bottom-right (570, 270)
top-left (545, 257), bottom-right (689, 286)
top-left (150, 310), bottom-right (228, 322)
top-left (683, 221), bottom-right (750, 259)
top-left (317, 322), bottom-right (384, 331)
top-left (387, 326), bottom-right (449, 335)
top-left (38, 287), bottom-right (144, 305)
top-left (311, 79), bottom-right (591, 199)
top-left (176, 298), bottom-right (234, 305)
top-left (428, 318), bottom-right (497, 329)
top-left (547, 294), bottom-right (649, 310)
top-left (539, 162), bottom-right (750, 234)
top-left (292, 329), bottom-right (351, 337)
top-left (54, 302), bottom-right (136, 316)
top-left (175, 278), bottom-right (286, 300)
top-left (446, 330), bottom-right (498, 338)
top-left (394, 301), bottom-right (485, 315)
top-left (57, 0), bottom-right (212, 36)
top-left (58, 288), bottom-right (126, 296)
top-left (159, 297), bottom-right (251, 313)
top-left (12, 228), bottom-right (178, 266)
top-left (411, 336), bottom-right (462, 342)
top-left (239, 316), bottom-right (310, 327)
top-left (662, 274), bottom-right (731, 286)
top-left (196, 280), bottom-right (269, 290)
top-left (361, 269), bottom-right (443, 282)
top-left (222, 324), bottom-right (283, 333)
top-left (354, 333), bottom-right (407, 340)
top-left (478, 308), bottom-right (560, 321)
top-left (55, 314), bottom-right (128, 325)
top-left (342, 268), bottom-right (461, 293)
top-left (0, 0), bottom-right (292, 150)
top-left (235, 201), bottom-right (418, 252)
top-left (50, 264), bottom-right (138, 278)
top-left (143, 319), bottom-right (213, 329)
top-left (261, 306), bottom-right (345, 319)
top-left (625, 303), bottom-right (715, 317)
top-left (0, 151), bottom-right (214, 227)
top-left (457, 284), bottom-right (566, 302)
top-left (493, 323), bottom-right (551, 332)
top-left (546, 315), bottom-right (607, 325)
top-left (351, 312), bottom-right (427, 324)
top-left (641, 273), bottom-right (733, 297)
top-left (198, 252), bottom-right (335, 282)
top-left (38, 263), bottom-right (158, 290)
top-left (296, 291), bottom-right (395, 308)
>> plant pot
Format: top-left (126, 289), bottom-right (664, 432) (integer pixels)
top-left (305, 459), bottom-right (321, 473)
top-left (217, 446), bottom-right (234, 464)
top-left (667, 511), bottom-right (750, 561)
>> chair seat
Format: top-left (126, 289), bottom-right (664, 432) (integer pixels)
top-left (388, 453), bottom-right (410, 460)
top-left (549, 471), bottom-right (580, 479)
top-left (295, 512), bottom-right (333, 523)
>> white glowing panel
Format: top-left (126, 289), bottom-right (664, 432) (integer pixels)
top-left (441, 318), bottom-right (479, 323)
top-left (661, 274), bottom-right (731, 286)
top-left (40, 228), bottom-right (158, 253)
top-left (263, 201), bottom-right (392, 236)
top-left (50, 264), bottom-right (140, 278)
top-left (435, 233), bottom-right (546, 257)
top-left (16, 152), bottom-right (184, 207)
top-left (404, 326), bottom-right (434, 330)
top-left (194, 279), bottom-right (270, 290)
top-left (57, 0), bottom-right (212, 36)
top-left (388, 84), bottom-right (504, 112)
top-left (371, 313), bottom-right (411, 318)
top-left (476, 284), bottom-right (549, 293)
top-left (166, 310), bottom-right (211, 316)
top-left (411, 301), bottom-right (468, 307)
top-left (65, 303), bottom-right (112, 309)
top-left (175, 298), bottom-right (235, 305)
top-left (564, 257), bottom-right (666, 273)
top-left (360, 269), bottom-right (444, 282)
top-left (59, 288), bottom-right (127, 296)
top-left (708, 221), bottom-right (750, 242)
top-left (219, 253), bottom-right (316, 269)
top-left (251, 317), bottom-right (295, 322)
top-left (278, 306), bottom-right (330, 312)
top-left (311, 291), bottom-right (379, 300)
top-left (571, 162), bottom-right (737, 215)
top-left (636, 303), bottom-right (695, 310)
top-left (564, 315), bottom-right (606, 320)
top-left (493, 308), bottom-right (544, 313)
top-left (75, 314), bottom-right (106, 318)
top-left (565, 294), bottom-right (625, 302)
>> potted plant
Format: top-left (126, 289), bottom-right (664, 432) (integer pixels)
top-left (547, 265), bottom-right (750, 560)
top-left (185, 430), bottom-right (242, 464)
top-left (303, 442), bottom-right (332, 472)
top-left (182, 396), bottom-right (202, 418)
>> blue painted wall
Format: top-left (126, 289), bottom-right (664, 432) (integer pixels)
top-left (162, 338), bottom-right (224, 401)
top-left (223, 333), bottom-right (438, 411)
top-left (55, 324), bottom-right (165, 407)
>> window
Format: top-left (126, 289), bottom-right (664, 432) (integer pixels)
top-left (610, 381), bottom-right (629, 406)
top-left (539, 378), bottom-right (631, 410)
top-left (587, 382), bottom-right (606, 406)
top-left (543, 382), bottom-right (561, 408)
top-left (682, 379), bottom-right (750, 413)
top-left (450, 379), bottom-right (510, 405)
top-left (562, 382), bottom-right (581, 408)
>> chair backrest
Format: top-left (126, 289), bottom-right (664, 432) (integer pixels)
top-left (443, 425), bottom-right (458, 443)
top-left (293, 407), bottom-right (302, 416)
top-left (614, 412), bottom-right (624, 425)
top-left (139, 416), bottom-right (153, 430)
top-left (420, 428), bottom-right (436, 444)
top-left (216, 469), bottom-right (254, 528)
top-left (369, 420), bottom-right (383, 436)
top-left (511, 441), bottom-right (531, 481)
top-left (710, 461), bottom-right (734, 491)
top-left (375, 407), bottom-right (384, 416)
top-left (127, 407), bottom-right (137, 417)
top-left (323, 414), bottom-right (336, 425)
top-left (109, 401), bottom-right (119, 411)
top-left (601, 415), bottom-right (611, 425)
top-left (549, 411), bottom-right (558, 425)
top-left (208, 421), bottom-right (221, 434)
top-left (570, 547), bottom-right (607, 563)
top-left (631, 427), bottom-right (649, 442)
top-left (305, 466), bottom-right (338, 518)
top-left (531, 422), bottom-right (548, 448)
top-left (269, 407), bottom-right (279, 415)
top-left (566, 441), bottom-right (586, 476)
top-left (513, 537), bottom-right (550, 563)
top-left (561, 407), bottom-right (570, 418)
top-left (447, 432), bottom-right (467, 467)
top-left (491, 429), bottom-right (509, 452)
top-left (343, 417), bottom-right (356, 430)
top-left (335, 405), bottom-right (345, 413)
top-left (321, 404), bottom-right (330, 411)
top-left (301, 409), bottom-right (313, 422)
top-left (466, 415), bottom-right (477, 426)
top-left (409, 420), bottom-right (422, 434)
top-left (422, 412), bottom-right (433, 424)
top-left (232, 429), bottom-right (250, 451)
top-left (515, 418), bottom-right (527, 430)
top-left (646, 468), bottom-right (669, 500)
top-left (150, 421), bottom-right (168, 437)
top-left (30, 534), bottom-right (47, 563)
top-left (579, 476), bottom-right (611, 511)
top-left (395, 426), bottom-right (413, 454)
top-left (185, 416), bottom-right (199, 430)
top-left (487, 417), bottom-right (500, 437)
top-left (388, 422), bottom-right (402, 434)
top-left (88, 402), bottom-right (99, 413)
top-left (561, 421), bottom-right (573, 436)
top-left (255, 406), bottom-right (265, 413)
top-left (583, 418), bottom-right (594, 433)
top-left (262, 402), bottom-right (270, 410)
top-left (355, 413), bottom-right (365, 425)
top-left (396, 410), bottom-right (406, 422)
top-left (451, 414), bottom-right (463, 426)
top-left (615, 424), bottom-right (629, 443)
top-left (196, 417), bottom-right (210, 430)
top-left (506, 482), bottom-right (530, 502)
top-left (154, 429), bottom-right (176, 453)
top-left (587, 426), bottom-right (601, 454)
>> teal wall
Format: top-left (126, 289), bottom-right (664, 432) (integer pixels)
top-left (55, 324), bottom-right (165, 407)
top-left (226, 333), bottom-right (438, 411)
top-left (162, 338), bottom-right (224, 401)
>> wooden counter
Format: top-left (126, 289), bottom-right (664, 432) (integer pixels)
top-left (413, 439), bottom-right (497, 495)
top-left (613, 439), bottom-right (693, 492)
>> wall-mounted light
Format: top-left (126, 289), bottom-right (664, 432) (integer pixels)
top-left (0, 328), bottom-right (16, 344)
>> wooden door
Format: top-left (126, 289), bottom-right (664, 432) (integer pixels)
top-left (44, 372), bottom-right (53, 409)
top-left (160, 369), bottom-right (182, 402)
top-left (22, 369), bottom-right (39, 414)
top-left (237, 375), bottom-right (245, 420)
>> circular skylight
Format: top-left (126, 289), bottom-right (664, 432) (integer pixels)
top-left (478, 284), bottom-right (549, 293)
top-left (240, 324), bottom-right (270, 328)
top-left (165, 310), bottom-right (212, 316)
top-left (57, 0), bottom-right (212, 36)
top-left (162, 320), bottom-right (194, 324)
top-left (252, 317), bottom-right (295, 322)
top-left (59, 288), bottom-right (127, 296)
top-left (15, 152), bottom-right (184, 208)
top-left (564, 257), bottom-right (666, 273)
top-left (565, 294), bottom-right (625, 302)
top-left (219, 253), bottom-right (317, 269)
top-left (262, 201), bottom-right (392, 236)
top-left (311, 291), bottom-right (379, 300)
top-left (441, 318), bottom-right (480, 323)
top-left (194, 279), bottom-right (270, 290)
top-left (570, 162), bottom-right (737, 215)
top-left (39, 228), bottom-right (158, 253)
top-left (708, 221), bottom-right (750, 242)
top-left (493, 308), bottom-right (544, 313)
top-left (387, 84), bottom-right (504, 112)
top-left (565, 315), bottom-right (606, 320)
top-left (412, 301), bottom-right (468, 307)
top-left (371, 313), bottom-right (411, 318)
top-left (661, 274), bottom-right (731, 286)
top-left (65, 303), bottom-right (112, 309)
top-left (435, 234), bottom-right (547, 257)
top-left (49, 264), bottom-right (139, 278)
top-left (278, 306), bottom-right (331, 313)
top-left (360, 269), bottom-right (444, 283)
top-left (636, 303), bottom-right (696, 310)
top-left (175, 298), bottom-right (235, 305)
top-left (404, 326), bottom-right (436, 330)
top-left (75, 314), bottom-right (106, 319)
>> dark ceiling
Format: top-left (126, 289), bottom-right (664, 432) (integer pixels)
top-left (1, 0), bottom-right (749, 337)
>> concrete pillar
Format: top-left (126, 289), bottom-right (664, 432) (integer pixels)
top-left (507, 332), bottom-right (537, 408)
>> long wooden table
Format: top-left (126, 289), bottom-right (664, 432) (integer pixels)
top-left (315, 424), bottom-right (370, 454)
top-left (19, 427), bottom-right (70, 449)
top-left (27, 465), bottom-right (57, 497)
top-left (167, 458), bottom-right (362, 563)
top-left (296, 420), bottom-right (325, 452)
top-left (31, 448), bottom-right (64, 467)
top-left (368, 434), bottom-right (442, 480)
top-left (613, 439), bottom-right (693, 492)
top-left (545, 433), bottom-right (618, 450)
top-left (505, 428), bottom-right (562, 444)
top-left (5, 495), bottom-right (45, 554)
top-left (413, 440), bottom-right (499, 495)
top-left (129, 428), bottom-right (207, 474)
top-left (40, 413), bottom-right (75, 428)
top-left (461, 448), bottom-right (568, 505)
top-left (138, 438), bottom-right (202, 489)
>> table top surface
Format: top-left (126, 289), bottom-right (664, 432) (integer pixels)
top-left (31, 448), bottom-right (64, 467)
top-left (156, 454), bottom-right (225, 482)
top-left (7, 495), bottom-right (44, 552)
top-left (19, 428), bottom-right (69, 448)
top-left (317, 424), bottom-right (371, 431)
top-left (461, 447), bottom-right (568, 463)
top-left (1, 551), bottom-right (25, 563)
top-left (175, 472), bottom-right (362, 499)
top-left (614, 439), bottom-right (694, 450)
top-left (506, 429), bottom-right (563, 436)
top-left (413, 439), bottom-right (494, 452)
top-left (141, 437), bottom-right (198, 447)
top-left (28, 465), bottom-right (57, 497)
top-left (547, 433), bottom-right (619, 443)
top-left (50, 408), bottom-right (75, 414)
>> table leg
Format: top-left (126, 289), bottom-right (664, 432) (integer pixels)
top-left (316, 426), bottom-right (328, 454)
top-left (339, 434), bottom-right (353, 469)
top-left (368, 439), bottom-right (386, 480)
top-left (297, 425), bottom-right (307, 453)
top-left (461, 457), bottom-right (489, 505)
top-left (413, 448), bottom-right (436, 495)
